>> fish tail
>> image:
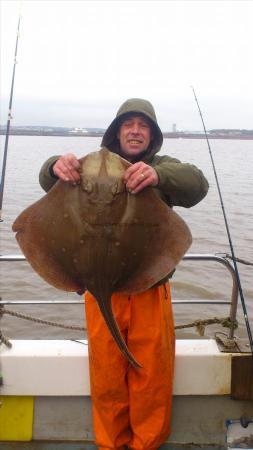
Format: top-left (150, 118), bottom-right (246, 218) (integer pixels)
top-left (96, 293), bottom-right (142, 369)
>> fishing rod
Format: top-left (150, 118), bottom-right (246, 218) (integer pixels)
top-left (0, 13), bottom-right (22, 222)
top-left (191, 86), bottom-right (253, 356)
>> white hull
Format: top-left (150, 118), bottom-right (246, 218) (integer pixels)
top-left (1, 339), bottom-right (253, 448)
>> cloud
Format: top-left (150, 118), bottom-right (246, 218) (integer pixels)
top-left (1, 1), bottom-right (253, 128)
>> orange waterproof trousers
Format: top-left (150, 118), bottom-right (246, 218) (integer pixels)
top-left (85, 283), bottom-right (175, 450)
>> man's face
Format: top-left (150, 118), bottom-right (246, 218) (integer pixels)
top-left (117, 115), bottom-right (152, 160)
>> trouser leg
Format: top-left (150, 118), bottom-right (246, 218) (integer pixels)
top-left (127, 284), bottom-right (175, 450)
top-left (85, 291), bottom-right (132, 449)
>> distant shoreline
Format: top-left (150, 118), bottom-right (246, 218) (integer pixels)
top-left (1, 130), bottom-right (253, 140)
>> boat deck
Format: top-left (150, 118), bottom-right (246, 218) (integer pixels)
top-left (0, 443), bottom-right (227, 450)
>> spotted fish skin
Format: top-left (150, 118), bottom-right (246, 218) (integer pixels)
top-left (13, 148), bottom-right (192, 367)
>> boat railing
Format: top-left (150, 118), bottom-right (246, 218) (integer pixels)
top-left (0, 253), bottom-right (238, 339)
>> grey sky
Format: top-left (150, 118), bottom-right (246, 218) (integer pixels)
top-left (1, 0), bottom-right (252, 130)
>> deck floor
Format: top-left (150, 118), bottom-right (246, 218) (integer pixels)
top-left (0, 442), bottom-right (227, 450)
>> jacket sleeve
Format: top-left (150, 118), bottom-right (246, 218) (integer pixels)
top-left (152, 155), bottom-right (209, 208)
top-left (39, 156), bottom-right (60, 192)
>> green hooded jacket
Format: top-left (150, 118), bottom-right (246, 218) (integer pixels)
top-left (39, 98), bottom-right (209, 283)
top-left (39, 98), bottom-right (209, 209)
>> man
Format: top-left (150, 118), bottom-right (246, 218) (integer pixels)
top-left (39, 98), bottom-right (209, 450)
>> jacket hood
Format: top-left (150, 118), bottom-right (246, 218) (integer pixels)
top-left (101, 98), bottom-right (163, 162)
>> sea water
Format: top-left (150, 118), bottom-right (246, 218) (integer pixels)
top-left (0, 136), bottom-right (252, 340)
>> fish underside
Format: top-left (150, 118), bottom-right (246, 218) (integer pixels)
top-left (13, 148), bottom-right (192, 368)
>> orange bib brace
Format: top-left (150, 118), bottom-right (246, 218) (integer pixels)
top-left (85, 283), bottom-right (175, 450)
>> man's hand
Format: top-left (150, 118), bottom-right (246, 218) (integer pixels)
top-left (124, 162), bottom-right (159, 194)
top-left (53, 153), bottom-right (81, 185)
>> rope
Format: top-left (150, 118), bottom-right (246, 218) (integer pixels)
top-left (0, 307), bottom-right (86, 331)
top-left (215, 331), bottom-right (238, 349)
top-left (175, 317), bottom-right (237, 337)
top-left (0, 330), bottom-right (12, 348)
top-left (0, 304), bottom-right (12, 347)
top-left (0, 304), bottom-right (237, 345)
top-left (215, 252), bottom-right (253, 266)
top-left (225, 253), bottom-right (253, 267)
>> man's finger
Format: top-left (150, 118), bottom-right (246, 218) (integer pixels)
top-left (130, 176), bottom-right (152, 194)
top-left (66, 155), bottom-right (81, 170)
top-left (126, 166), bottom-right (150, 190)
top-left (124, 162), bottom-right (144, 182)
top-left (126, 172), bottom-right (143, 191)
top-left (53, 155), bottom-right (81, 182)
top-left (54, 164), bottom-right (79, 182)
top-left (66, 166), bottom-right (81, 182)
